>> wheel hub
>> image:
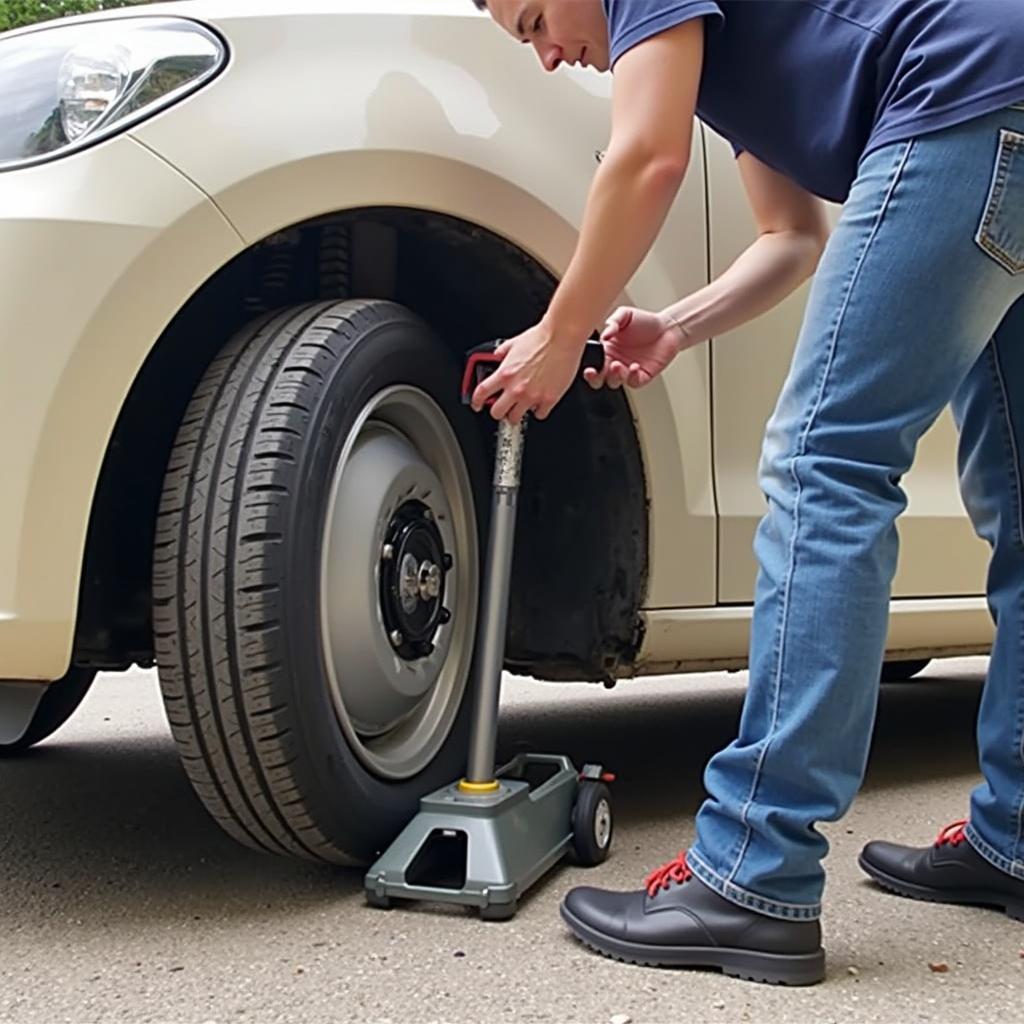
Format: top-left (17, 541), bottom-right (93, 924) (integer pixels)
top-left (379, 501), bottom-right (453, 660)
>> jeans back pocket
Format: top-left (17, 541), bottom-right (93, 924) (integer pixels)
top-left (976, 128), bottom-right (1024, 275)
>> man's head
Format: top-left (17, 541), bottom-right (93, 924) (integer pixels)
top-left (474, 0), bottom-right (611, 73)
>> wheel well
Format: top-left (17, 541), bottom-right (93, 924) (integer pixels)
top-left (74, 208), bottom-right (648, 682)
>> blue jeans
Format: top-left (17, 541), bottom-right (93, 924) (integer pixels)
top-left (687, 105), bottom-right (1024, 921)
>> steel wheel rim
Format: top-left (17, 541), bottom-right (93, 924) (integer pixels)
top-left (594, 798), bottom-right (612, 849)
top-left (319, 385), bottom-right (479, 780)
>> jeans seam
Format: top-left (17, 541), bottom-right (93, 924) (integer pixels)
top-left (990, 343), bottom-right (1024, 859)
top-left (989, 345), bottom-right (1024, 553)
top-left (688, 850), bottom-right (822, 920)
top-left (725, 138), bottom-right (916, 889)
top-left (965, 822), bottom-right (1024, 879)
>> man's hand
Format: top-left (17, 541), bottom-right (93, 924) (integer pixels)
top-left (470, 322), bottom-right (588, 424)
top-left (584, 306), bottom-right (686, 390)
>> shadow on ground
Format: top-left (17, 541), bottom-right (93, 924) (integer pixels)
top-left (0, 664), bottom-right (984, 929)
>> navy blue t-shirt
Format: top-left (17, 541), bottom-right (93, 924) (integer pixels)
top-left (604, 0), bottom-right (1024, 202)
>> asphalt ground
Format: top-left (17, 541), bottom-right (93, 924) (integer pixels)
top-left (1, 657), bottom-right (1019, 1024)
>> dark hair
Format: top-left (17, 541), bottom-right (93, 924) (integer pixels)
top-left (471, 0), bottom-right (487, 8)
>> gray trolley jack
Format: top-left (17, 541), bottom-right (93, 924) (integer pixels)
top-left (363, 340), bottom-right (615, 920)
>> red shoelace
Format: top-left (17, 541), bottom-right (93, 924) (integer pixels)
top-left (645, 825), bottom-right (968, 898)
top-left (645, 850), bottom-right (693, 897)
top-left (934, 819), bottom-right (968, 847)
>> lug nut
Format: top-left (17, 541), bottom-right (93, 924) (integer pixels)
top-left (422, 508), bottom-right (433, 522)
top-left (389, 629), bottom-right (404, 647)
top-left (439, 607), bottom-right (452, 625)
top-left (382, 544), bottom-right (394, 561)
top-left (443, 553), bottom-right (453, 570)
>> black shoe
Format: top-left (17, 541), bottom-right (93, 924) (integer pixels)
top-left (559, 851), bottom-right (826, 986)
top-left (858, 819), bottom-right (1024, 921)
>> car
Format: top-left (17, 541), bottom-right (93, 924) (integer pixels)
top-left (0, 0), bottom-right (994, 864)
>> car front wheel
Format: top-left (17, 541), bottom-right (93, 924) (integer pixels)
top-left (152, 300), bottom-right (485, 864)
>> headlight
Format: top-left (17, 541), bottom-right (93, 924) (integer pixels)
top-left (0, 17), bottom-right (226, 172)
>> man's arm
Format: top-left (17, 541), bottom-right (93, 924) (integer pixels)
top-left (661, 153), bottom-right (831, 346)
top-left (542, 18), bottom-right (706, 341)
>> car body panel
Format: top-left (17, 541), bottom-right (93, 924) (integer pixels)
top-left (638, 597), bottom-right (993, 674)
top-left (704, 131), bottom-right (990, 604)
top-left (129, 0), bottom-right (718, 612)
top-left (0, 0), bottom-right (716, 680)
top-left (0, 134), bottom-right (243, 679)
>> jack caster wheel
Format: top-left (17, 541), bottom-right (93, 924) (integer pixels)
top-left (479, 900), bottom-right (517, 921)
top-left (365, 892), bottom-right (393, 910)
top-left (571, 781), bottom-right (613, 866)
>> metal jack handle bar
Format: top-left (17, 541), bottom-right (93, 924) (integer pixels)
top-left (457, 339), bottom-right (604, 790)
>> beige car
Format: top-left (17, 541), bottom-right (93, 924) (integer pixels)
top-left (0, 0), bottom-right (993, 863)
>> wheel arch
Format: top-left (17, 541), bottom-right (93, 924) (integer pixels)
top-left (75, 205), bottom-right (650, 682)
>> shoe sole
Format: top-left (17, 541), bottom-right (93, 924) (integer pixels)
top-left (559, 903), bottom-right (826, 986)
top-left (857, 853), bottom-right (1024, 922)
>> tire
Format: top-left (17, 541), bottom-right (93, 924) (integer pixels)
top-left (0, 668), bottom-right (96, 755)
top-left (571, 781), bottom-right (614, 866)
top-left (880, 658), bottom-right (931, 683)
top-left (152, 300), bottom-right (487, 864)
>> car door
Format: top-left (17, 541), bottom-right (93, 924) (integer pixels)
top-left (703, 129), bottom-right (990, 603)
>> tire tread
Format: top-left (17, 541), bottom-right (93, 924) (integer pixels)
top-left (153, 300), bottom-right (419, 864)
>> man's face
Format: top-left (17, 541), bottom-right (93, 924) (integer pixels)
top-left (485, 0), bottom-right (611, 73)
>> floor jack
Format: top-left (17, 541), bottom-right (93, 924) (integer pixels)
top-left (363, 340), bottom-right (615, 920)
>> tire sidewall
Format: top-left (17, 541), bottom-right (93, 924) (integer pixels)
top-left (277, 307), bottom-right (486, 860)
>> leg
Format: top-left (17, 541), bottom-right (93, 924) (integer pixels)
top-left (688, 110), bottom-right (1024, 920)
top-left (559, 106), bottom-right (1024, 982)
top-left (857, 308), bottom-right (1024, 920)
top-left (856, 320), bottom-right (1024, 916)
top-left (955, 300), bottom-right (1024, 877)
top-left (856, 307), bottom-right (1024, 917)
